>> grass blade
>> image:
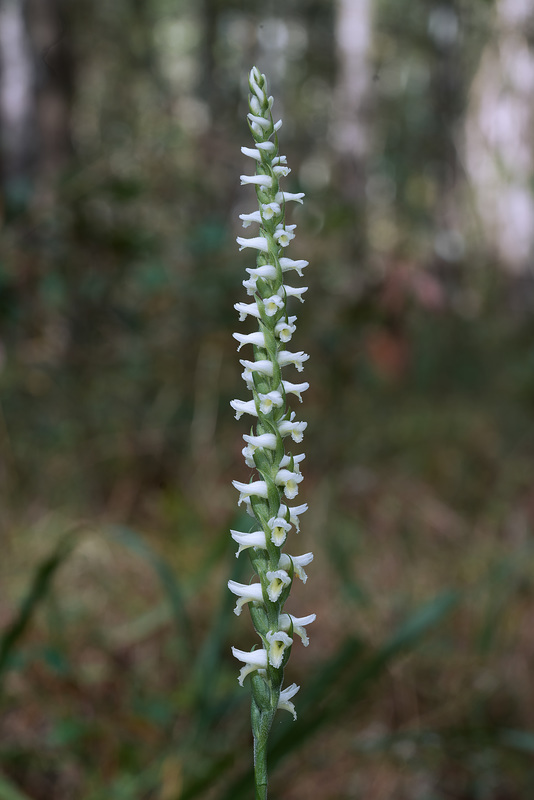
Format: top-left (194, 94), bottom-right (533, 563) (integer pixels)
top-left (0, 529), bottom-right (79, 686)
top-left (107, 524), bottom-right (193, 658)
top-left (0, 774), bottom-right (33, 800)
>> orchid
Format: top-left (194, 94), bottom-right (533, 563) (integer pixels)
top-left (228, 66), bottom-right (314, 800)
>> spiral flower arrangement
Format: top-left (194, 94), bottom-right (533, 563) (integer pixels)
top-left (229, 66), bottom-right (315, 798)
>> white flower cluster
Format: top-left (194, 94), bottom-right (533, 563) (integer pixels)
top-left (228, 67), bottom-right (315, 722)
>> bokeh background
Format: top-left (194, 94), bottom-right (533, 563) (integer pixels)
top-left (2, 0), bottom-right (534, 798)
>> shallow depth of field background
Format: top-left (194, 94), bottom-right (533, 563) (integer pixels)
top-left (2, 0), bottom-right (534, 798)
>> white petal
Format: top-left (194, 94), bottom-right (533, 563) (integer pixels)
top-left (282, 380), bottom-right (309, 401)
top-left (246, 264), bottom-right (277, 280)
top-left (277, 350), bottom-right (310, 372)
top-left (236, 236), bottom-right (269, 252)
top-left (279, 613), bottom-right (316, 646)
top-left (239, 211), bottom-right (262, 227)
top-left (230, 398), bottom-right (257, 420)
top-left (277, 683), bottom-right (300, 719)
top-left (232, 331), bottom-right (266, 351)
top-left (239, 358), bottom-right (273, 376)
top-left (234, 301), bottom-right (261, 321)
top-left (258, 390), bottom-right (284, 413)
top-left (247, 113), bottom-right (271, 130)
top-left (275, 319), bottom-right (297, 342)
top-left (232, 479), bottom-right (269, 506)
top-left (279, 257), bottom-right (309, 276)
top-left (241, 146), bottom-right (261, 161)
top-left (279, 552), bottom-right (314, 583)
top-left (267, 515), bottom-right (292, 546)
top-left (265, 569), bottom-right (291, 601)
top-left (228, 580), bottom-right (264, 614)
top-left (231, 646), bottom-right (268, 686)
top-left (230, 529), bottom-right (267, 557)
top-left (266, 630), bottom-right (293, 668)
top-left (262, 294), bottom-right (284, 316)
top-left (276, 191), bottom-right (305, 204)
top-left (243, 432), bottom-right (277, 450)
top-left (283, 285), bottom-right (308, 302)
top-left (279, 503), bottom-right (308, 532)
top-left (240, 174), bottom-right (272, 188)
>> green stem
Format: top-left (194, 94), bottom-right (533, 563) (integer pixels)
top-left (252, 703), bottom-right (275, 799)
top-left (253, 730), bottom-right (268, 800)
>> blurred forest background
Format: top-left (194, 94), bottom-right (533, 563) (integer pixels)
top-left (2, 0), bottom-right (534, 798)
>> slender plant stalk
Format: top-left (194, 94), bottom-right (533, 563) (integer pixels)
top-left (228, 67), bottom-right (315, 798)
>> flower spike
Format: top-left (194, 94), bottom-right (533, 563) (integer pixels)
top-left (229, 66), bottom-right (313, 797)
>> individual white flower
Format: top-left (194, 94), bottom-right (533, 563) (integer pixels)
top-left (279, 257), bottom-right (309, 276)
top-left (242, 276), bottom-right (258, 295)
top-left (239, 358), bottom-right (273, 376)
top-left (278, 412), bottom-right (308, 442)
top-left (265, 569), bottom-right (291, 601)
top-left (235, 301), bottom-right (261, 321)
top-left (279, 502), bottom-right (308, 533)
top-left (282, 285), bottom-right (308, 303)
top-left (262, 294), bottom-right (284, 316)
top-left (277, 350), bottom-right (310, 372)
top-left (258, 390), bottom-right (284, 414)
top-left (279, 453), bottom-right (305, 471)
top-left (240, 173), bottom-right (272, 187)
top-left (228, 580), bottom-right (264, 615)
top-left (240, 146), bottom-right (261, 161)
top-left (275, 190), bottom-right (305, 204)
top-left (232, 331), bottom-right (266, 351)
top-left (279, 552), bottom-right (314, 583)
top-left (267, 515), bottom-right (292, 546)
top-left (247, 113), bottom-right (271, 131)
top-left (273, 165), bottom-right (291, 177)
top-left (275, 468), bottom-right (303, 500)
top-left (266, 630), bottom-right (293, 668)
top-left (246, 264), bottom-right (277, 280)
top-left (273, 225), bottom-right (296, 247)
top-left (242, 444), bottom-right (256, 467)
top-left (261, 202), bottom-right (281, 220)
top-left (256, 141), bottom-right (275, 153)
top-left (248, 95), bottom-right (261, 115)
top-left (239, 210), bottom-right (262, 227)
top-left (279, 613), bottom-right (316, 646)
top-left (282, 380), bottom-right (309, 402)
top-left (236, 236), bottom-right (269, 252)
top-left (275, 318), bottom-right (297, 342)
top-left (230, 529), bottom-right (267, 557)
top-left (232, 479), bottom-right (269, 505)
top-left (273, 119), bottom-right (283, 131)
top-left (277, 683), bottom-right (300, 719)
top-left (272, 155), bottom-right (288, 165)
top-left (243, 432), bottom-right (277, 450)
top-left (230, 398), bottom-right (257, 420)
top-left (231, 646), bottom-right (268, 686)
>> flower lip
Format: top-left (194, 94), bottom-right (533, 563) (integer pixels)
top-left (230, 529), bottom-right (267, 557)
top-left (265, 569), bottom-right (291, 601)
top-left (279, 613), bottom-right (316, 646)
top-left (236, 235), bottom-right (269, 252)
top-left (279, 552), bottom-right (314, 583)
top-left (227, 580), bottom-right (264, 615)
top-left (266, 630), bottom-right (293, 668)
top-left (232, 479), bottom-right (269, 506)
top-left (277, 682), bottom-right (300, 719)
top-left (231, 646), bottom-right (268, 686)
